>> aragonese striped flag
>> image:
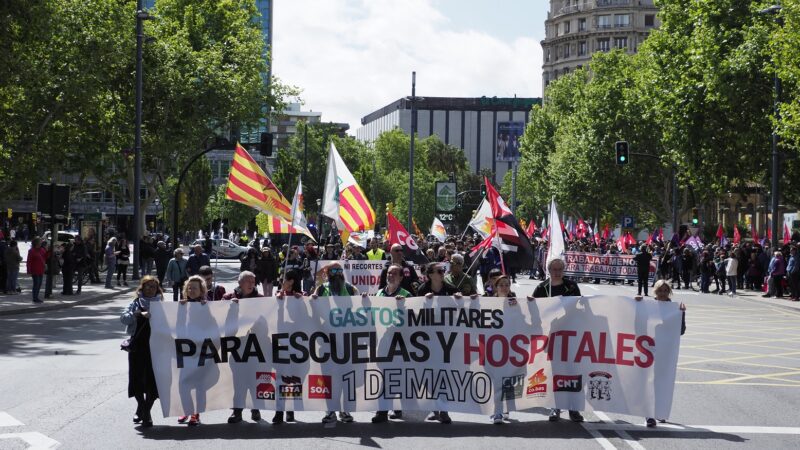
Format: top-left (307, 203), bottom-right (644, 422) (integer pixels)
top-left (226, 143), bottom-right (292, 221)
top-left (262, 214), bottom-right (314, 240)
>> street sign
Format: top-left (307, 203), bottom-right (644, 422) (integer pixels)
top-left (621, 216), bottom-right (636, 228)
top-left (84, 212), bottom-right (102, 221)
top-left (437, 212), bottom-right (455, 222)
top-left (36, 183), bottom-right (70, 217)
top-left (435, 182), bottom-right (457, 212)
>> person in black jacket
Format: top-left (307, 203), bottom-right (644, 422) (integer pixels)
top-left (633, 245), bottom-right (653, 296)
top-left (255, 247), bottom-right (278, 296)
top-left (154, 241), bottom-right (172, 287)
top-left (71, 235), bottom-right (89, 294)
top-left (528, 257), bottom-right (584, 423)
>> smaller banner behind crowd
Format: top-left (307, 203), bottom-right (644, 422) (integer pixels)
top-left (313, 260), bottom-right (448, 295)
top-left (149, 295), bottom-right (682, 419)
top-left (563, 252), bottom-right (658, 282)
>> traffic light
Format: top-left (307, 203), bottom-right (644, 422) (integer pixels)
top-left (691, 208), bottom-right (699, 225)
top-left (259, 132), bottom-right (273, 157)
top-left (615, 141), bottom-right (629, 165)
top-left (480, 184), bottom-right (487, 198)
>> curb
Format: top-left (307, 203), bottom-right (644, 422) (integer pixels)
top-left (0, 287), bottom-right (136, 317)
top-left (728, 292), bottom-right (800, 314)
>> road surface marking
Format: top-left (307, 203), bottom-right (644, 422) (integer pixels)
top-left (584, 423), bottom-right (800, 435)
top-left (594, 411), bottom-right (646, 450)
top-left (0, 412), bottom-right (23, 427)
top-left (0, 432), bottom-right (60, 449)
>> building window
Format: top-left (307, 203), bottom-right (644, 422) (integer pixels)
top-left (578, 18), bottom-right (586, 31)
top-left (578, 41), bottom-right (587, 56)
top-left (614, 14), bottom-right (630, 28)
top-left (564, 44), bottom-right (571, 58)
top-left (597, 38), bottom-right (610, 52)
top-left (598, 15), bottom-right (611, 29)
top-left (614, 37), bottom-right (628, 49)
top-left (645, 14), bottom-right (655, 27)
top-left (546, 49), bottom-right (551, 62)
top-left (564, 20), bottom-right (570, 34)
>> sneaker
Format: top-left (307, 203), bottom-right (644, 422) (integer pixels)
top-left (548, 408), bottom-right (561, 422)
top-left (389, 410), bottom-right (403, 420)
top-left (371, 412), bottom-right (388, 423)
top-left (286, 411), bottom-right (295, 422)
top-left (227, 410), bottom-right (243, 424)
top-left (491, 413), bottom-right (504, 424)
top-left (117, 280), bottom-right (121, 286)
top-left (123, 281), bottom-right (129, 286)
top-left (502, 412), bottom-right (510, 421)
top-left (646, 418), bottom-right (657, 428)
top-left (188, 413), bottom-right (200, 426)
top-left (438, 411), bottom-right (452, 424)
top-left (569, 411), bottom-right (584, 423)
top-left (251, 409), bottom-right (261, 421)
top-left (177, 415), bottom-right (188, 423)
top-left (339, 412), bottom-right (354, 423)
top-left (659, 419), bottom-right (667, 423)
top-left (322, 411), bottom-right (337, 424)
top-left (272, 411), bottom-right (284, 424)
top-left (426, 411), bottom-right (440, 421)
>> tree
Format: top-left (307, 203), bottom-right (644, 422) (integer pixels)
top-left (180, 156), bottom-right (212, 234)
top-left (205, 184), bottom-right (257, 232)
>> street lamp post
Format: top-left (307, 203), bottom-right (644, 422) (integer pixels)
top-left (408, 72), bottom-right (417, 233)
top-left (132, 1), bottom-right (152, 281)
top-left (760, 2), bottom-right (783, 249)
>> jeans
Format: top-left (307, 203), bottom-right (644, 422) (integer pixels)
top-left (727, 276), bottom-right (737, 295)
top-left (32, 274), bottom-right (43, 301)
top-left (6, 267), bottom-right (19, 292)
top-left (172, 281), bottom-right (184, 302)
top-left (105, 260), bottom-right (116, 288)
top-left (637, 274), bottom-right (649, 296)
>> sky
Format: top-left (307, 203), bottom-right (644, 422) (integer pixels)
top-left (272, 0), bottom-right (548, 131)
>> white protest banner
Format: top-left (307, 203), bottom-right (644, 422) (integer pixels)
top-left (312, 260), bottom-right (446, 295)
top-left (563, 251), bottom-right (658, 282)
top-left (149, 295), bottom-right (682, 418)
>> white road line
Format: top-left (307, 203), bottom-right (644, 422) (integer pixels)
top-left (585, 284), bottom-right (600, 291)
top-left (593, 411), bottom-right (646, 450)
top-left (0, 432), bottom-right (60, 449)
top-left (580, 423), bottom-right (619, 450)
top-left (0, 412), bottom-right (23, 427)
top-left (583, 423), bottom-right (800, 435)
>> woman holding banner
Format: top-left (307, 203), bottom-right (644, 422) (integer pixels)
top-left (635, 280), bottom-right (686, 427)
top-left (272, 269), bottom-right (304, 424)
top-left (490, 275), bottom-right (517, 424)
top-left (120, 276), bottom-right (163, 428)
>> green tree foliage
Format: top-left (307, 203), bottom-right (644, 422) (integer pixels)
top-left (181, 156), bottom-right (212, 233)
top-left (205, 184), bottom-right (256, 232)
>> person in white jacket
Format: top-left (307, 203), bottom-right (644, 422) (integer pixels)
top-left (725, 252), bottom-right (739, 297)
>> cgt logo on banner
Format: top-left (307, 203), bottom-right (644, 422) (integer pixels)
top-left (148, 295), bottom-right (682, 419)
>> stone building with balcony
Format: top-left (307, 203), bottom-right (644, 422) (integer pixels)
top-left (541, 0), bottom-right (660, 90)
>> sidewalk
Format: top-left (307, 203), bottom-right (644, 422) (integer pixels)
top-left (0, 273), bottom-right (136, 316)
top-left (709, 287), bottom-right (800, 312)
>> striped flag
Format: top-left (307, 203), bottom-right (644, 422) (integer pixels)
top-left (322, 142), bottom-right (376, 232)
top-left (225, 143), bottom-right (292, 221)
top-left (263, 214), bottom-right (314, 240)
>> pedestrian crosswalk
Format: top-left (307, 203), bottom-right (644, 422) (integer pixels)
top-left (0, 411), bottom-right (60, 449)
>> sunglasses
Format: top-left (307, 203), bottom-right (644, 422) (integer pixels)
top-left (328, 268), bottom-right (343, 275)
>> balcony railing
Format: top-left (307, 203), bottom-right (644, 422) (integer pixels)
top-left (551, 0), bottom-right (634, 18)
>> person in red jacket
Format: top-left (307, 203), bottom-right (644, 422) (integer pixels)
top-left (26, 237), bottom-right (47, 303)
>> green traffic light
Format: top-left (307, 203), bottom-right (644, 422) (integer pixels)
top-left (620, 156), bottom-right (626, 162)
top-left (692, 218), bottom-right (698, 225)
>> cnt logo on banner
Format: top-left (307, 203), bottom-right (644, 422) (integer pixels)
top-left (148, 296), bottom-right (682, 418)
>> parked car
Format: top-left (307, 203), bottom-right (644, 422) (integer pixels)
top-left (44, 230), bottom-right (79, 248)
top-left (190, 238), bottom-right (248, 259)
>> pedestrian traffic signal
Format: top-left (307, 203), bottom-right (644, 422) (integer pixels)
top-left (615, 141), bottom-right (629, 165)
top-left (259, 132), bottom-right (273, 157)
top-left (691, 208), bottom-right (699, 225)
top-left (480, 184), bottom-right (487, 198)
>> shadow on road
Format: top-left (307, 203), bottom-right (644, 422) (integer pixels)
top-left (0, 298), bottom-right (129, 357)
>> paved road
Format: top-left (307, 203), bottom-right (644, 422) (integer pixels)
top-left (1, 264), bottom-right (799, 449)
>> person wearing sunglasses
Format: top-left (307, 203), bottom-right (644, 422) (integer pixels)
top-left (417, 262), bottom-right (460, 424)
top-left (312, 262), bottom-right (360, 424)
top-left (378, 244), bottom-right (419, 296)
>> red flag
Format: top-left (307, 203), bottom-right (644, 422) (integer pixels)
top-left (618, 236), bottom-right (628, 253)
top-left (541, 226), bottom-right (549, 240)
top-left (386, 212), bottom-right (418, 252)
top-left (751, 224), bottom-right (759, 242)
top-left (716, 224), bottom-right (724, 240)
top-left (625, 232), bottom-right (636, 246)
top-left (767, 226), bottom-right (773, 242)
top-left (576, 218), bottom-right (588, 239)
top-left (646, 230), bottom-right (653, 246)
top-left (525, 219), bottom-right (537, 239)
top-left (785, 223), bottom-right (792, 244)
top-left (469, 230), bottom-right (496, 258)
top-left (733, 224), bottom-right (741, 244)
top-left (594, 229), bottom-right (600, 245)
top-left (602, 224), bottom-right (610, 240)
top-left (483, 176), bottom-right (513, 219)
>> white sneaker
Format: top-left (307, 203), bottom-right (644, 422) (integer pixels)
top-left (491, 413), bottom-right (504, 424)
top-left (339, 411), bottom-right (354, 423)
top-left (502, 412), bottom-right (510, 421)
top-left (322, 411), bottom-right (337, 423)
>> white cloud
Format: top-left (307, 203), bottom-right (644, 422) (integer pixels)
top-left (273, 0), bottom-right (542, 132)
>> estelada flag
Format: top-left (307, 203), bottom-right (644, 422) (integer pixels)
top-left (733, 224), bottom-right (741, 244)
top-left (226, 143), bottom-right (292, 221)
top-left (322, 142), bottom-right (376, 232)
